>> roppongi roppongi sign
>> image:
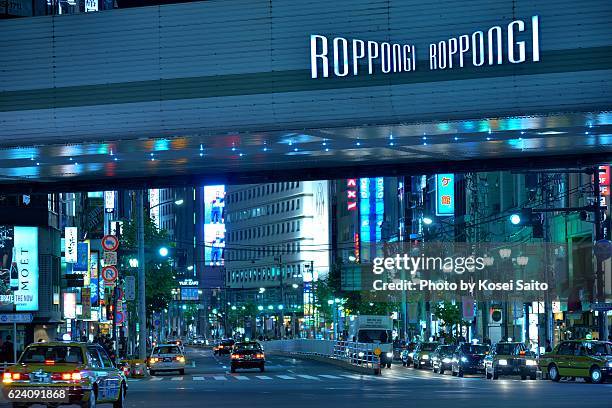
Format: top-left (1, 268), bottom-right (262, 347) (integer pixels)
top-left (310, 15), bottom-right (540, 79)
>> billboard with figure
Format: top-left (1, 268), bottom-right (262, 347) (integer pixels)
top-left (0, 226), bottom-right (39, 311)
top-left (204, 185), bottom-right (226, 266)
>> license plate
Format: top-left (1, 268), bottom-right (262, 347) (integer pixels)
top-left (244, 356), bottom-right (252, 360)
top-left (163, 358), bottom-right (172, 362)
top-left (7, 388), bottom-right (70, 402)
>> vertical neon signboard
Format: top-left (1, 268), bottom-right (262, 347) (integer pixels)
top-left (435, 174), bottom-right (455, 216)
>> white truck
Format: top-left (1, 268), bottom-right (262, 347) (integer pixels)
top-left (348, 315), bottom-right (394, 368)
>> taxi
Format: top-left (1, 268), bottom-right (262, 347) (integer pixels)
top-left (539, 340), bottom-right (612, 384)
top-left (484, 341), bottom-right (537, 380)
top-left (2, 341), bottom-right (127, 408)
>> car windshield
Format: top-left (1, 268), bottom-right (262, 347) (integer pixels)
top-left (495, 343), bottom-right (520, 355)
top-left (583, 342), bottom-right (612, 356)
top-left (421, 343), bottom-right (438, 351)
top-left (461, 345), bottom-right (489, 354)
top-left (20, 346), bottom-right (84, 364)
top-left (154, 346), bottom-right (181, 355)
top-left (357, 330), bottom-right (391, 343)
top-left (439, 346), bottom-right (455, 355)
top-left (234, 343), bottom-right (262, 351)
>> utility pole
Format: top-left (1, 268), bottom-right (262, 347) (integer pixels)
top-left (276, 255), bottom-right (285, 339)
top-left (137, 190), bottom-right (147, 361)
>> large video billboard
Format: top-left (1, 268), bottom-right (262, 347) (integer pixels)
top-left (0, 226), bottom-right (39, 311)
top-left (204, 185), bottom-right (226, 266)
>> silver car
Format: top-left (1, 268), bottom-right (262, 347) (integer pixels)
top-left (148, 344), bottom-right (186, 375)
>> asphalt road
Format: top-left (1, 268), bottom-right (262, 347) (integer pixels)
top-left (1, 347), bottom-right (610, 408)
top-left (122, 347), bottom-right (612, 408)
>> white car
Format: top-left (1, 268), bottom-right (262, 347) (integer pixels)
top-left (148, 344), bottom-right (186, 375)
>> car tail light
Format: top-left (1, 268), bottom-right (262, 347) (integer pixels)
top-left (150, 357), bottom-right (159, 364)
top-left (176, 356), bottom-right (185, 362)
top-left (5, 372), bottom-right (29, 382)
top-left (256, 353), bottom-right (264, 359)
top-left (44, 360), bottom-right (55, 365)
top-left (3, 372), bottom-right (12, 383)
top-left (51, 372), bottom-right (81, 381)
top-left (231, 354), bottom-right (242, 359)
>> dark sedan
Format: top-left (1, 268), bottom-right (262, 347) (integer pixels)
top-left (230, 342), bottom-right (265, 373)
top-left (451, 343), bottom-right (490, 377)
top-left (431, 345), bottom-right (456, 374)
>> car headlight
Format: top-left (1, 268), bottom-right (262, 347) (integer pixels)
top-left (525, 359), bottom-right (537, 366)
top-left (606, 361), bottom-right (612, 368)
top-left (460, 356), bottom-right (468, 363)
top-left (442, 358), bottom-right (452, 364)
top-left (498, 359), bottom-right (508, 366)
top-left (358, 352), bottom-right (365, 357)
top-left (386, 352), bottom-right (393, 358)
top-left (422, 354), bottom-right (429, 360)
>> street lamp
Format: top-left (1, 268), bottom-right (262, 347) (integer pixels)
top-left (158, 247), bottom-right (169, 257)
top-left (291, 284), bottom-right (299, 289)
top-left (129, 258), bottom-right (139, 268)
top-left (509, 213), bottom-right (521, 225)
top-left (422, 216), bottom-right (434, 225)
top-left (174, 199), bottom-right (184, 206)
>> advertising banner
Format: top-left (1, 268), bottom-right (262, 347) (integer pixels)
top-left (181, 287), bottom-right (199, 301)
top-left (436, 174), bottom-right (455, 216)
top-left (81, 287), bottom-right (91, 319)
top-left (65, 227), bottom-right (78, 263)
top-left (13, 227), bottom-right (39, 311)
top-left (204, 185), bottom-right (226, 265)
top-left (74, 241), bottom-right (90, 287)
top-left (63, 293), bottom-right (76, 319)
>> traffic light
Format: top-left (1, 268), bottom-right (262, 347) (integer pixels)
top-left (509, 208), bottom-right (543, 238)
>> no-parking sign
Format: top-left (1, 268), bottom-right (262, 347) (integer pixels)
top-left (102, 265), bottom-right (118, 283)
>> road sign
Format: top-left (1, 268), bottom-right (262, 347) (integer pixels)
top-left (373, 348), bottom-right (381, 356)
top-left (102, 266), bottom-right (118, 283)
top-left (101, 235), bottom-right (119, 252)
top-left (124, 276), bottom-right (135, 301)
top-left (0, 313), bottom-right (33, 324)
top-left (592, 302), bottom-right (612, 312)
top-left (115, 311), bottom-right (125, 325)
top-left (103, 251), bottom-right (117, 266)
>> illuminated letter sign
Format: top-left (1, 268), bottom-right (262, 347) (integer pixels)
top-left (436, 174), bottom-right (455, 216)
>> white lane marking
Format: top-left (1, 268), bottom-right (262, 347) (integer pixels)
top-left (276, 375), bottom-right (296, 380)
top-left (342, 374), bottom-right (363, 380)
top-left (171, 377), bottom-right (183, 381)
top-left (234, 376), bottom-right (250, 380)
top-left (319, 374), bottom-right (342, 379)
top-left (297, 374), bottom-right (320, 380)
top-left (213, 376), bottom-right (227, 381)
top-left (256, 375), bottom-right (273, 380)
top-left (150, 377), bottom-right (163, 381)
top-left (193, 377), bottom-right (205, 381)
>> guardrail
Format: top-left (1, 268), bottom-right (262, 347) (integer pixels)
top-left (262, 339), bottom-right (381, 373)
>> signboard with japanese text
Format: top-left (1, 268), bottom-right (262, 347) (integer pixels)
top-left (65, 227), bottom-right (78, 263)
top-left (436, 174), bottom-right (455, 216)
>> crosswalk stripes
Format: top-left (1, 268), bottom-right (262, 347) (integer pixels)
top-left (213, 376), bottom-right (227, 381)
top-left (296, 374), bottom-right (320, 380)
top-left (150, 377), bottom-right (163, 381)
top-left (276, 375), bottom-right (296, 380)
top-left (234, 376), bottom-right (250, 380)
top-left (193, 377), bottom-right (205, 381)
top-left (171, 377), bottom-right (183, 381)
top-left (319, 374), bottom-right (342, 379)
top-left (256, 375), bottom-right (273, 380)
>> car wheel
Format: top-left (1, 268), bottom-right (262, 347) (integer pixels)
top-left (439, 367), bottom-right (444, 375)
top-left (149, 370), bottom-right (156, 376)
top-left (548, 364), bottom-right (560, 382)
top-left (486, 369), bottom-right (492, 380)
top-left (259, 365), bottom-right (265, 373)
top-left (451, 368), bottom-right (457, 376)
top-left (457, 369), bottom-right (463, 378)
top-left (432, 366), bottom-right (438, 374)
top-left (386, 363), bottom-right (391, 369)
top-left (112, 384), bottom-right (125, 408)
top-left (589, 366), bottom-right (603, 384)
top-left (81, 390), bottom-right (96, 408)
top-left (521, 374), bottom-right (527, 380)
top-left (530, 374), bottom-right (537, 380)
top-left (402, 361), bottom-right (407, 367)
top-left (230, 366), bottom-right (236, 373)
top-left (179, 369), bottom-right (185, 375)
top-left (492, 371), bottom-right (499, 380)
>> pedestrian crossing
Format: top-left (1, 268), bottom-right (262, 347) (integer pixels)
top-left (131, 373), bottom-right (387, 383)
